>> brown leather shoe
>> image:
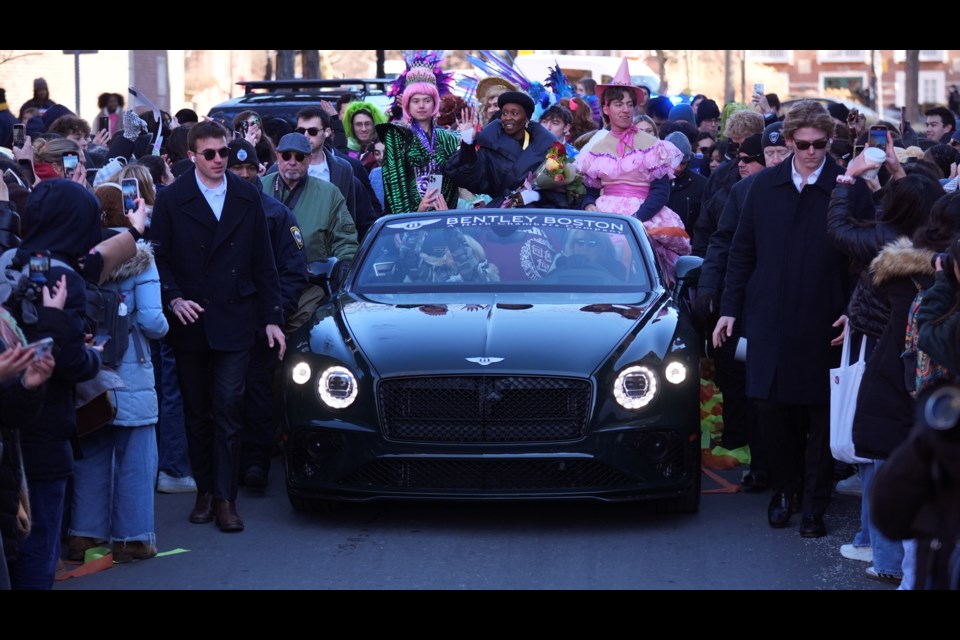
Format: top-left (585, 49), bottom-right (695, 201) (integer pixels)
top-left (66, 535), bottom-right (101, 562)
top-left (189, 492), bottom-right (214, 524)
top-left (112, 541), bottom-right (158, 564)
top-left (214, 499), bottom-right (245, 532)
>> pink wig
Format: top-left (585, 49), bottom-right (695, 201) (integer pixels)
top-left (402, 82), bottom-right (440, 121)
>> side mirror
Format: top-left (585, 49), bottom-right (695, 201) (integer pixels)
top-left (672, 255), bottom-right (703, 300)
top-left (307, 257), bottom-right (339, 295)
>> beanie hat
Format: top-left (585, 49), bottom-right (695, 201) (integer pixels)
top-left (696, 99), bottom-right (720, 125)
top-left (739, 133), bottom-right (765, 165)
top-left (668, 104), bottom-right (696, 124)
top-left (227, 139), bottom-right (259, 168)
top-left (665, 131), bottom-right (692, 163)
top-left (762, 122), bottom-right (787, 148)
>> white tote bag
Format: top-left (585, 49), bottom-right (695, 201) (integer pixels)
top-left (829, 331), bottom-right (871, 464)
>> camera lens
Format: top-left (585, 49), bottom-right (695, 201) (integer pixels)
top-left (923, 386), bottom-right (960, 431)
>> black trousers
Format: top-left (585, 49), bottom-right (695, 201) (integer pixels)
top-left (754, 400), bottom-right (833, 518)
top-left (241, 337), bottom-right (281, 474)
top-left (175, 349), bottom-right (250, 501)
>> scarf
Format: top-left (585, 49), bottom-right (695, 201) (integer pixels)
top-left (610, 124), bottom-right (639, 156)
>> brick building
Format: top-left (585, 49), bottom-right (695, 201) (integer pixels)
top-left (745, 50), bottom-right (960, 110)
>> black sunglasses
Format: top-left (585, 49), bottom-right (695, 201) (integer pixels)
top-left (197, 147), bottom-right (229, 161)
top-left (295, 127), bottom-right (321, 136)
top-left (573, 239), bottom-right (598, 248)
top-left (793, 138), bottom-right (829, 150)
top-left (281, 151), bottom-right (306, 163)
top-left (738, 154), bottom-right (763, 164)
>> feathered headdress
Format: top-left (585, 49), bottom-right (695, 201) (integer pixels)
top-left (466, 52), bottom-right (579, 122)
top-left (545, 63), bottom-right (575, 100)
top-left (388, 50), bottom-right (455, 115)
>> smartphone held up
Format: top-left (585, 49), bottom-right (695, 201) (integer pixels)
top-left (121, 178), bottom-right (140, 213)
top-left (62, 152), bottom-right (79, 175)
top-left (869, 125), bottom-right (888, 150)
top-left (12, 124), bottom-right (26, 148)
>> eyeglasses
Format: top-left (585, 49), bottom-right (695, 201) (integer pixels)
top-left (295, 127), bottom-right (321, 136)
top-left (281, 151), bottom-right (306, 163)
top-left (573, 239), bottom-right (598, 248)
top-left (793, 138), bottom-right (829, 150)
top-left (197, 147), bottom-right (229, 161)
top-left (738, 154), bottom-right (763, 164)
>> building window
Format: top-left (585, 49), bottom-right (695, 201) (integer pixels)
top-left (817, 50), bottom-right (869, 63)
top-left (819, 72), bottom-right (869, 104)
top-left (894, 70), bottom-right (946, 106)
top-left (893, 50), bottom-right (948, 63)
top-left (746, 50), bottom-right (793, 64)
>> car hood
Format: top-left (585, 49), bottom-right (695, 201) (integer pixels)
top-left (340, 294), bottom-right (662, 377)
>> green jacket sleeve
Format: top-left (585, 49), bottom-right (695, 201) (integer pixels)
top-left (327, 191), bottom-right (358, 263)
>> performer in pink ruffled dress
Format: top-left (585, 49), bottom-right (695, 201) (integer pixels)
top-left (576, 59), bottom-right (691, 278)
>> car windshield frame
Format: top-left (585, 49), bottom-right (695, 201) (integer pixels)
top-left (349, 211), bottom-right (660, 295)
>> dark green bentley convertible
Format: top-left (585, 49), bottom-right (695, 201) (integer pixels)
top-left (283, 210), bottom-right (703, 513)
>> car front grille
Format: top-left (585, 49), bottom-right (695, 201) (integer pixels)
top-left (340, 459), bottom-right (631, 491)
top-left (378, 376), bottom-right (593, 443)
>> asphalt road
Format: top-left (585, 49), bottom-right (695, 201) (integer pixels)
top-left (54, 464), bottom-right (894, 590)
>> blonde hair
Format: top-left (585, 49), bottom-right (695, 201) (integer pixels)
top-left (33, 137), bottom-right (81, 165)
top-left (723, 110), bottom-right (765, 141)
top-left (119, 164), bottom-right (156, 206)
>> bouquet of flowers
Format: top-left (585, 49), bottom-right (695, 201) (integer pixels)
top-left (531, 142), bottom-right (586, 203)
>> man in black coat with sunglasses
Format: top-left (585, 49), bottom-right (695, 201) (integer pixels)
top-left (151, 121), bottom-right (284, 534)
top-left (713, 101), bottom-right (873, 540)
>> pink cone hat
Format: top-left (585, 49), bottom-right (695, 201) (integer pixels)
top-left (596, 58), bottom-right (646, 106)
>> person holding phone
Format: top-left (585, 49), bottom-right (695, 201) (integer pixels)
top-left (95, 92), bottom-right (124, 138)
top-left (378, 51), bottom-right (461, 213)
top-left (5, 178), bottom-right (102, 590)
top-left (66, 188), bottom-right (170, 564)
top-left (30, 138), bottom-right (85, 184)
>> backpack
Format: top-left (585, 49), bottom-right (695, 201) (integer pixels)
top-left (0, 248), bottom-right (129, 368)
top-left (902, 279), bottom-right (955, 397)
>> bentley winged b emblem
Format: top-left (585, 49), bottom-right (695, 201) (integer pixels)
top-left (465, 357), bottom-right (504, 366)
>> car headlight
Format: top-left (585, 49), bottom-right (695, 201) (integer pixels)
top-left (318, 365), bottom-right (358, 409)
top-left (291, 362), bottom-right (312, 385)
top-left (664, 361), bottom-right (687, 385)
top-left (614, 365), bottom-right (658, 409)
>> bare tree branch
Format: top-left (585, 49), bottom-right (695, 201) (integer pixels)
top-left (0, 50), bottom-right (42, 66)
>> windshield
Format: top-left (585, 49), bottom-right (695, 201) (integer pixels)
top-left (353, 212), bottom-right (656, 294)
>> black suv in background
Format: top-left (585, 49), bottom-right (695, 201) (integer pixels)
top-left (206, 78), bottom-right (396, 128)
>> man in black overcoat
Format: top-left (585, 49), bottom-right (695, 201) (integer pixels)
top-left (151, 121), bottom-right (285, 533)
top-left (713, 101), bottom-right (874, 538)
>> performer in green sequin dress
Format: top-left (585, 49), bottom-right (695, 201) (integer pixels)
top-left (377, 51), bottom-right (460, 214)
